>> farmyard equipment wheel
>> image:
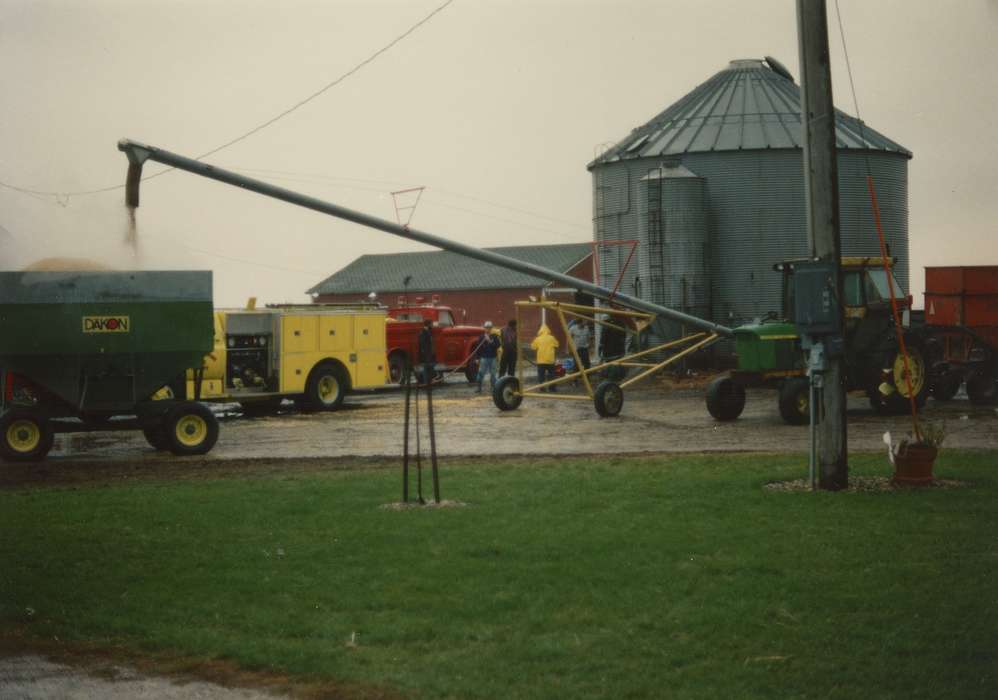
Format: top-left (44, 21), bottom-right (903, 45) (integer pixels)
top-left (465, 358), bottom-right (480, 384)
top-left (870, 346), bottom-right (929, 414)
top-left (304, 361), bottom-right (348, 411)
top-left (930, 370), bottom-right (962, 402)
top-left (142, 424), bottom-right (170, 451)
top-left (778, 376), bottom-right (810, 425)
top-left (705, 375), bottom-right (746, 421)
top-left (164, 402), bottom-right (219, 456)
top-left (0, 409), bottom-right (54, 462)
top-left (967, 368), bottom-right (997, 405)
top-left (493, 375), bottom-right (522, 411)
top-left (388, 352), bottom-right (410, 385)
top-left (594, 381), bottom-right (624, 417)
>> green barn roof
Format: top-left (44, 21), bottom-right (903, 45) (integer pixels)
top-left (308, 243), bottom-right (592, 296)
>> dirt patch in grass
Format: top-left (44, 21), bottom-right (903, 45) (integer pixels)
top-left (764, 476), bottom-right (971, 492)
top-left (0, 626), bottom-right (405, 700)
top-left (379, 499), bottom-right (469, 511)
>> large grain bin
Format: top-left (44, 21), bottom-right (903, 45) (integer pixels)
top-left (589, 57), bottom-right (912, 332)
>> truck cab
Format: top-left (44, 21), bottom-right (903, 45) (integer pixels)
top-left (385, 305), bottom-right (484, 383)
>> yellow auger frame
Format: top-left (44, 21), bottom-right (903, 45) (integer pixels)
top-left (496, 300), bottom-right (721, 416)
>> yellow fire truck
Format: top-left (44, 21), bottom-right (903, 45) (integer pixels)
top-left (174, 303), bottom-right (388, 414)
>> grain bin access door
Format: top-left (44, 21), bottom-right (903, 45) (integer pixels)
top-left (0, 271), bottom-right (213, 414)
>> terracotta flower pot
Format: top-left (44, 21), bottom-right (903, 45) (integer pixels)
top-left (892, 444), bottom-right (937, 486)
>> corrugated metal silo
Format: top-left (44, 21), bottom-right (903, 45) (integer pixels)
top-left (589, 57), bottom-right (912, 333)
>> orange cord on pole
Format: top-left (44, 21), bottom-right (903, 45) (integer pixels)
top-left (866, 175), bottom-right (922, 442)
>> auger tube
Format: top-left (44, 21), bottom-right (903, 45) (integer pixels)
top-left (117, 139), bottom-right (733, 338)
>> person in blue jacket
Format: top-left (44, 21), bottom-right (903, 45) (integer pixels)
top-left (474, 321), bottom-right (501, 393)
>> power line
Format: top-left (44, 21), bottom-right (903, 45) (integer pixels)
top-left (0, 0), bottom-right (456, 200)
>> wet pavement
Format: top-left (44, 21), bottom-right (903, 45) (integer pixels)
top-left (38, 376), bottom-right (998, 463)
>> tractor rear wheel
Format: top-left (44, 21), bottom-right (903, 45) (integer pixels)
top-left (0, 409), bottom-right (54, 462)
top-left (967, 368), bottom-right (997, 405)
top-left (594, 381), bottom-right (624, 417)
top-left (705, 375), bottom-right (746, 421)
top-left (778, 377), bottom-right (810, 425)
top-left (164, 402), bottom-right (219, 456)
top-left (492, 376), bottom-right (522, 411)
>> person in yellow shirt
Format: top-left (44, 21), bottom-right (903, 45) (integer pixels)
top-left (530, 324), bottom-right (560, 393)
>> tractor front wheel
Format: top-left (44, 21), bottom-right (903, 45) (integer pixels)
top-left (0, 410), bottom-right (54, 462)
top-left (164, 402), bottom-right (219, 456)
top-left (705, 375), bottom-right (746, 421)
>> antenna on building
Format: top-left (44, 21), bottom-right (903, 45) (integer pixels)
top-left (391, 187), bottom-right (425, 229)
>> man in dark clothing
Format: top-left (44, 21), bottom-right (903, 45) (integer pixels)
top-left (417, 319), bottom-right (435, 385)
top-left (499, 319), bottom-right (517, 377)
top-left (474, 321), bottom-right (501, 393)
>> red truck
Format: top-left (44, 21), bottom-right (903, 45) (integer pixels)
top-left (385, 305), bottom-right (485, 384)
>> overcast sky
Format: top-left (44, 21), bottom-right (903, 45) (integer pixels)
top-left (1, 0), bottom-right (996, 307)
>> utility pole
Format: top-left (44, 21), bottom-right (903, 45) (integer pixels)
top-left (797, 0), bottom-right (848, 490)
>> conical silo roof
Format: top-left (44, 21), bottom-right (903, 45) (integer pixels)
top-left (589, 57), bottom-right (910, 168)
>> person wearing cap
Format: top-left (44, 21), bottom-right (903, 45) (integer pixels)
top-left (474, 320), bottom-right (501, 394)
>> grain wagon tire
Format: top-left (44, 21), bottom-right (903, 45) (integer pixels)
top-left (239, 397), bottom-right (284, 417)
top-left (465, 358), bottom-right (480, 384)
top-left (594, 381), bottom-right (624, 418)
top-left (142, 424), bottom-right (170, 451)
top-left (388, 352), bottom-right (410, 385)
top-left (492, 376), bottom-right (522, 411)
top-left (930, 371), bottom-right (962, 402)
top-left (304, 361), bottom-right (349, 411)
top-left (164, 402), bottom-right (219, 456)
top-left (778, 377), bottom-right (811, 426)
top-left (705, 375), bottom-right (746, 421)
top-left (0, 410), bottom-right (54, 462)
top-left (966, 369), bottom-right (998, 405)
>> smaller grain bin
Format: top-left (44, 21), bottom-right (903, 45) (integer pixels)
top-left (637, 163), bottom-right (709, 342)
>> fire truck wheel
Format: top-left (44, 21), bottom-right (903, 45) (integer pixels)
top-left (142, 424), bottom-right (170, 451)
top-left (0, 409), bottom-right (54, 462)
top-left (492, 376), bottom-right (522, 411)
top-left (594, 381), bottom-right (624, 418)
top-left (930, 371), bottom-right (962, 402)
top-left (967, 368), bottom-right (997, 405)
top-left (304, 362), bottom-right (348, 411)
top-left (778, 377), bottom-right (810, 425)
top-left (465, 358), bottom-right (480, 384)
top-left (705, 375), bottom-right (745, 421)
top-left (388, 352), bottom-right (410, 385)
top-left (164, 402), bottom-right (219, 456)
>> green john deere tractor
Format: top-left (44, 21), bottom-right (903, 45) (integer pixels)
top-left (705, 257), bottom-right (928, 424)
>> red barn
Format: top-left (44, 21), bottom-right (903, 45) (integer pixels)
top-left (307, 243), bottom-right (594, 346)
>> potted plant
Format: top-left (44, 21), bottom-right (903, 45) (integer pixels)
top-left (886, 421), bottom-right (945, 486)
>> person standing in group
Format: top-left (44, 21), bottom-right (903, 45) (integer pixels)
top-left (417, 318), bottom-right (435, 385)
top-left (531, 324), bottom-right (559, 392)
top-left (499, 319), bottom-right (518, 377)
top-left (474, 321), bottom-right (501, 393)
top-left (568, 318), bottom-right (592, 385)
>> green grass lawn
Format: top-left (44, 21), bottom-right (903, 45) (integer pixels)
top-left (2, 451), bottom-right (996, 699)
